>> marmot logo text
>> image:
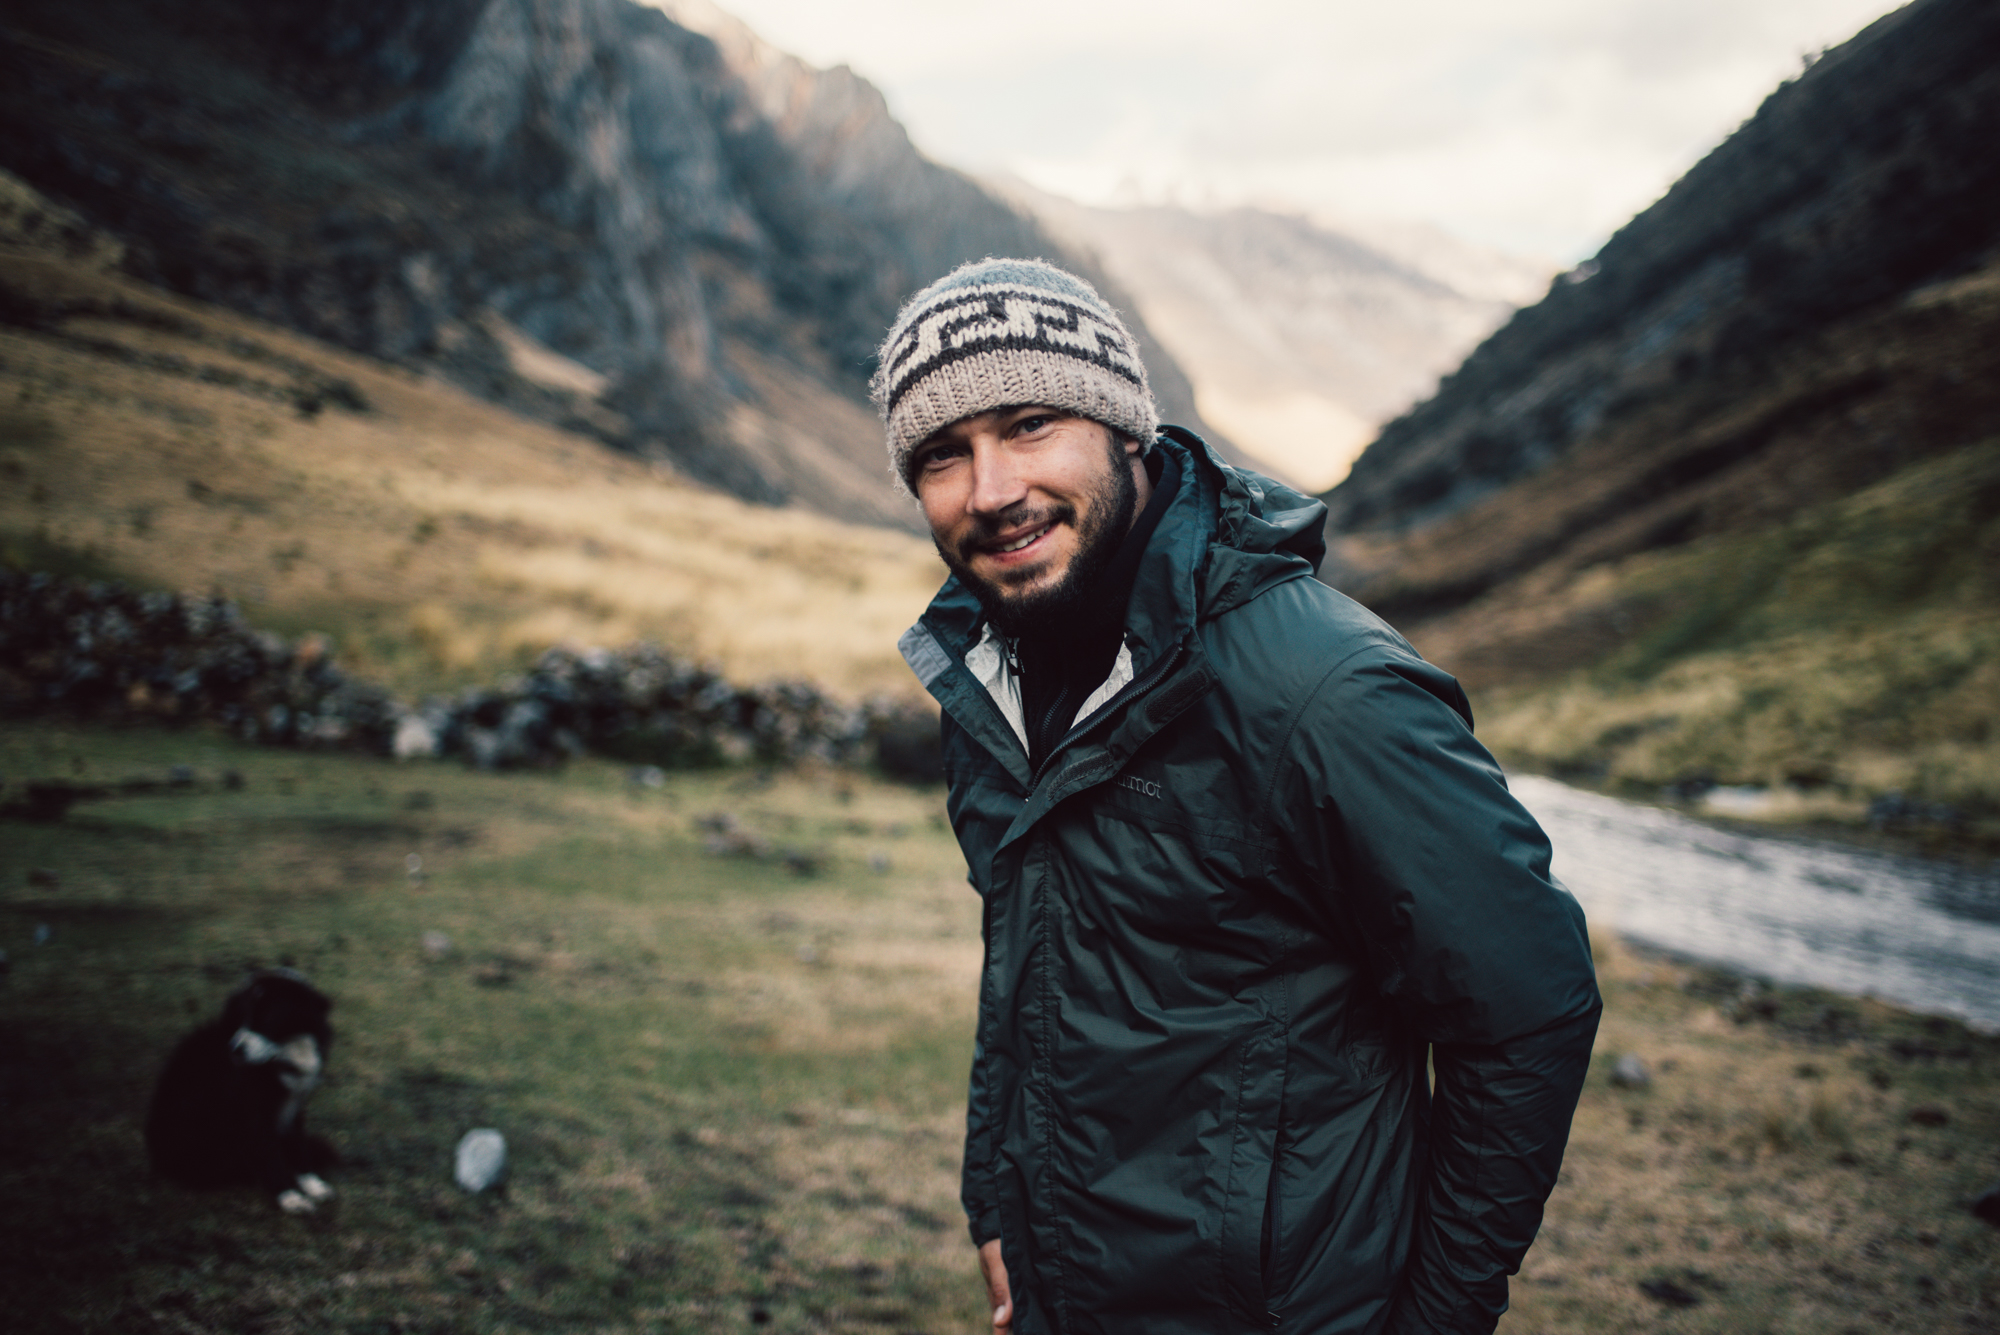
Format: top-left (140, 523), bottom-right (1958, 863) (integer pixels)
top-left (1117, 774), bottom-right (1163, 800)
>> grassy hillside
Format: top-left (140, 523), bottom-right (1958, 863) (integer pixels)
top-left (0, 0), bottom-right (1233, 528)
top-left (1323, 0), bottom-right (2000, 541)
top-left (1342, 252), bottom-right (2000, 845)
top-left (3, 723), bottom-right (1995, 1333)
top-left (1448, 430), bottom-right (2000, 839)
top-left (0, 218), bottom-right (947, 704)
top-left (1305, 0), bottom-right (2000, 843)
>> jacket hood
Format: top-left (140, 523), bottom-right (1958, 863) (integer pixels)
top-left (1166, 426), bottom-right (1328, 622)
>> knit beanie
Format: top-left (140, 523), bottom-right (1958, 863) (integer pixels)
top-left (871, 258), bottom-right (1158, 496)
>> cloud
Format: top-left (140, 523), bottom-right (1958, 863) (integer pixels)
top-left (682, 0), bottom-right (1904, 258)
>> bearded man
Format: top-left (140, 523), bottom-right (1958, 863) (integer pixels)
top-left (877, 258), bottom-right (1601, 1335)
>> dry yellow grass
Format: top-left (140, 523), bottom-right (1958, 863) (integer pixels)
top-left (0, 243), bottom-right (947, 700)
top-left (1501, 933), bottom-right (2000, 1334)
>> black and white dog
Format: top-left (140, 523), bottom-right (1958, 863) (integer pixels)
top-left (145, 969), bottom-right (337, 1213)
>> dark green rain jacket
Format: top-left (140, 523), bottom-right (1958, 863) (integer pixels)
top-left (897, 430), bottom-right (1601, 1335)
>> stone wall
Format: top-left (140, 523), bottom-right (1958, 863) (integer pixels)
top-left (0, 572), bottom-right (935, 775)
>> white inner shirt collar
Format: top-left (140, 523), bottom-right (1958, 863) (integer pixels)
top-left (963, 621), bottom-right (1135, 757)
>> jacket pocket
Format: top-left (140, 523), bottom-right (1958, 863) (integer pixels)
top-left (1346, 1034), bottom-right (1391, 1085)
top-left (1258, 1134), bottom-right (1285, 1318)
top-left (1219, 1030), bottom-right (1285, 1325)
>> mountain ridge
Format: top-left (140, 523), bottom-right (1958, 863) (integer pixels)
top-left (0, 0), bottom-right (1227, 530)
top-left (1321, 0), bottom-right (2000, 551)
top-left (1308, 0), bottom-right (2000, 833)
top-left (1003, 181), bottom-right (1552, 491)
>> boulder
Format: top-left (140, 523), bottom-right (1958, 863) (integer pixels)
top-left (453, 1128), bottom-right (507, 1193)
top-left (1611, 1054), bottom-right (1652, 1089)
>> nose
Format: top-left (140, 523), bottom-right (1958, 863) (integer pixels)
top-left (965, 439), bottom-right (1028, 517)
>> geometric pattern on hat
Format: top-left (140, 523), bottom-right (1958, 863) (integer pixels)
top-left (872, 257), bottom-right (1158, 496)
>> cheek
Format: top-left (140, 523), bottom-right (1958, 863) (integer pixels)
top-left (917, 479), bottom-right (964, 534)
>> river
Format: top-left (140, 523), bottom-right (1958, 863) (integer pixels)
top-left (1509, 774), bottom-right (2000, 1031)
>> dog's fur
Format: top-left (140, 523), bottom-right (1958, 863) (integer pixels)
top-left (145, 969), bottom-right (337, 1213)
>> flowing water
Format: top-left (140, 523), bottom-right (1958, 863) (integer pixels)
top-left (1509, 774), bottom-right (2000, 1030)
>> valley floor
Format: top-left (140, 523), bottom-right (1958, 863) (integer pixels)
top-left (1, 724), bottom-right (1994, 1333)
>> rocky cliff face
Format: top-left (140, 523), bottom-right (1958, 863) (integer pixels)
top-left (1323, 0), bottom-right (2000, 560)
top-left (0, 0), bottom-right (1217, 529)
top-left (644, 0), bottom-right (1223, 463)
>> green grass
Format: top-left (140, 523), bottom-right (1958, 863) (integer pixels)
top-left (1603, 438), bottom-right (2000, 681)
top-left (1475, 439), bottom-right (2000, 836)
top-left (5, 722), bottom-right (1997, 1333)
top-left (0, 722), bottom-right (984, 1333)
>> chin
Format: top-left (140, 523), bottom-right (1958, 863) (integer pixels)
top-left (942, 524), bottom-right (1103, 636)
top-left (986, 562), bottom-right (1062, 598)
top-left (979, 563), bottom-right (1066, 610)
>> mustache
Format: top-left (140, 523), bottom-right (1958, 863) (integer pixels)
top-left (958, 501), bottom-right (1076, 553)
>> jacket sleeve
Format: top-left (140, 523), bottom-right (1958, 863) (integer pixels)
top-left (1275, 645), bottom-right (1601, 1334)
top-left (962, 1029), bottom-right (1003, 1246)
top-left (944, 706), bottom-right (1006, 1249)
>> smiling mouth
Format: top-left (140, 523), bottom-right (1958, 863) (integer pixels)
top-left (987, 524), bottom-right (1052, 555)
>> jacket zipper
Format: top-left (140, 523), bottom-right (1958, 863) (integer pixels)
top-left (1026, 637), bottom-right (1188, 791)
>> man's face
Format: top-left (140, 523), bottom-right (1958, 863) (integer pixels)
top-left (912, 406), bottom-right (1145, 636)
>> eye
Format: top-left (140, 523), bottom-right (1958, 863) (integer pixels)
top-left (1013, 413), bottom-right (1055, 436)
top-left (916, 439), bottom-right (967, 470)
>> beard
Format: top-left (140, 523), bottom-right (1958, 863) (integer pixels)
top-left (935, 438), bottom-right (1140, 640)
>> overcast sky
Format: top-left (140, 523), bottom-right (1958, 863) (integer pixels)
top-left (693, 0), bottom-right (1901, 261)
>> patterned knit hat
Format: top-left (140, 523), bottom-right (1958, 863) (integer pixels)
top-left (872, 258), bottom-right (1158, 495)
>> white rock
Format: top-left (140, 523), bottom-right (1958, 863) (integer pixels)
top-left (1701, 785), bottom-right (1773, 817)
top-left (393, 713), bottom-right (439, 760)
top-left (455, 1128), bottom-right (507, 1192)
top-left (1611, 1053), bottom-right (1652, 1089)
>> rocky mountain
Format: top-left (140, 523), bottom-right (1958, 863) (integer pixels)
top-left (0, 0), bottom-right (1221, 530)
top-left (1310, 0), bottom-right (2000, 830)
top-left (1009, 184), bottom-right (1551, 491)
top-left (1323, 0), bottom-right (2000, 571)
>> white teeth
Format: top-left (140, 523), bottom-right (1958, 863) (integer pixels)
top-left (995, 527), bottom-right (1048, 553)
